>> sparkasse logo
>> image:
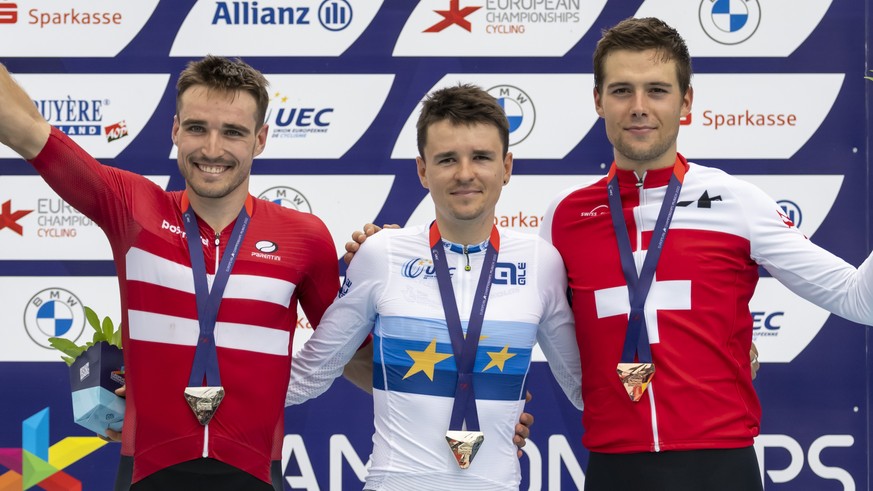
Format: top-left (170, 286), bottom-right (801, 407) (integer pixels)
top-left (0, 2), bottom-right (16, 23)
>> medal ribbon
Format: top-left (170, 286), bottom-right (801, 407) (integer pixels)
top-left (429, 222), bottom-right (500, 432)
top-left (606, 158), bottom-right (685, 365)
top-left (182, 194), bottom-right (251, 388)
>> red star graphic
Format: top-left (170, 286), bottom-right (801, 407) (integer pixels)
top-left (777, 209), bottom-right (795, 228)
top-left (0, 199), bottom-right (33, 235)
top-left (424, 0), bottom-right (481, 33)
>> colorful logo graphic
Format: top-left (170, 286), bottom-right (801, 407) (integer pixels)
top-left (23, 288), bottom-right (86, 350)
top-left (425, 0), bottom-right (481, 32)
top-left (699, 0), bottom-right (761, 45)
top-left (487, 85), bottom-right (535, 146)
top-left (0, 408), bottom-right (107, 490)
top-left (0, 200), bottom-right (33, 236)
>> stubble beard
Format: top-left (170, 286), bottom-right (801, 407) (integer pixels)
top-left (613, 127), bottom-right (679, 167)
top-left (179, 156), bottom-right (247, 200)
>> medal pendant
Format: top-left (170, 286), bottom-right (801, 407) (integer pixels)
top-left (616, 362), bottom-right (655, 402)
top-left (184, 386), bottom-right (225, 425)
top-left (445, 430), bottom-right (484, 469)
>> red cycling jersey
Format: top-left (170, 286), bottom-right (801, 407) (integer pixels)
top-left (31, 127), bottom-right (339, 484)
top-left (541, 155), bottom-right (873, 454)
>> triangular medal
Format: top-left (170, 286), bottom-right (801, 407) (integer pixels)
top-left (616, 362), bottom-right (655, 402)
top-left (445, 430), bottom-right (484, 469)
top-left (184, 386), bottom-right (225, 425)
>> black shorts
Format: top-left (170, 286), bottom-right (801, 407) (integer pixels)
top-left (128, 458), bottom-right (275, 491)
top-left (585, 446), bottom-right (763, 491)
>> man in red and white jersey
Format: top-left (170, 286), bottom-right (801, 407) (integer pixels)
top-left (539, 17), bottom-right (873, 490)
top-left (0, 57), bottom-right (346, 490)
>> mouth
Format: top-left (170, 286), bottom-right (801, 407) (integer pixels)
top-left (196, 163), bottom-right (229, 174)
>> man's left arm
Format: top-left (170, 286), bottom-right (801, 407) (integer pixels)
top-left (743, 180), bottom-right (873, 324)
top-left (533, 241), bottom-right (584, 410)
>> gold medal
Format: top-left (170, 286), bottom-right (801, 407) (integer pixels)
top-left (184, 386), bottom-right (225, 425)
top-left (616, 362), bottom-right (655, 402)
top-left (445, 430), bottom-right (484, 469)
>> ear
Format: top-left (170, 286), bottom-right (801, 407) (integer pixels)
top-left (680, 85), bottom-right (693, 119)
top-left (416, 156), bottom-right (429, 189)
top-left (253, 123), bottom-right (268, 157)
top-left (502, 152), bottom-right (513, 186)
top-left (171, 115), bottom-right (180, 145)
top-left (594, 87), bottom-right (605, 118)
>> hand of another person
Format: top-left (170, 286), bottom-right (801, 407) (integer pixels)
top-left (750, 343), bottom-right (760, 380)
top-left (342, 223), bottom-right (399, 265)
top-left (102, 385), bottom-right (126, 442)
top-left (514, 391), bottom-right (534, 458)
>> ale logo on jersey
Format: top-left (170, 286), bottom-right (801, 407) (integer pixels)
top-left (487, 85), bottom-right (535, 146)
top-left (258, 186), bottom-right (313, 213)
top-left (699, 0), bottom-right (761, 45)
top-left (494, 262), bottom-right (527, 286)
top-left (24, 288), bottom-right (86, 349)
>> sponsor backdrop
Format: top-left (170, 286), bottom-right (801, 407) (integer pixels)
top-left (0, 1), bottom-right (868, 489)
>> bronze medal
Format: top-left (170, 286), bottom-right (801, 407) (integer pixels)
top-left (616, 362), bottom-right (655, 402)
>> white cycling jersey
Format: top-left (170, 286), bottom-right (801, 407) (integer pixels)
top-left (287, 224), bottom-right (583, 490)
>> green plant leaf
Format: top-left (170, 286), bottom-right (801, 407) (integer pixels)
top-left (61, 356), bottom-right (75, 366)
top-left (48, 306), bottom-right (123, 358)
top-left (102, 315), bottom-right (115, 340)
top-left (84, 306), bottom-right (100, 332)
top-left (47, 337), bottom-right (85, 360)
top-left (111, 327), bottom-right (122, 349)
top-left (92, 329), bottom-right (108, 345)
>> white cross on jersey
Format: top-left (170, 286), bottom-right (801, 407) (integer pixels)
top-left (594, 274), bottom-right (691, 344)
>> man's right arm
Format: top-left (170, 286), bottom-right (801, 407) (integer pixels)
top-left (0, 64), bottom-right (51, 159)
top-left (287, 233), bottom-right (386, 405)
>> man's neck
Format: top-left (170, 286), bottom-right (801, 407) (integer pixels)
top-left (613, 151), bottom-right (678, 176)
top-left (435, 216), bottom-right (494, 246)
top-left (186, 190), bottom-right (247, 233)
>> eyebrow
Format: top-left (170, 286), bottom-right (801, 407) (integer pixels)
top-left (432, 151), bottom-right (458, 161)
top-left (606, 81), bottom-right (673, 89)
top-left (181, 118), bottom-right (252, 135)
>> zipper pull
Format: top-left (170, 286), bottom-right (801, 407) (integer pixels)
top-left (214, 233), bottom-right (220, 247)
top-left (463, 245), bottom-right (471, 271)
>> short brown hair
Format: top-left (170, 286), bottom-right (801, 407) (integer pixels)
top-left (176, 55), bottom-right (270, 129)
top-left (593, 17), bottom-right (692, 96)
top-left (416, 84), bottom-right (510, 158)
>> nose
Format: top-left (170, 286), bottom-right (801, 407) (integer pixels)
top-left (455, 158), bottom-right (475, 181)
top-left (201, 130), bottom-right (222, 159)
top-left (630, 92), bottom-right (648, 118)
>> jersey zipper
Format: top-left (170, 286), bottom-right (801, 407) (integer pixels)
top-left (463, 245), bottom-right (471, 271)
top-left (455, 248), bottom-right (474, 326)
top-left (636, 172), bottom-right (661, 452)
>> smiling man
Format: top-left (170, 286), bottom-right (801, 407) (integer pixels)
top-left (539, 17), bottom-right (873, 490)
top-left (285, 84), bottom-right (583, 490)
top-left (0, 56), bottom-right (340, 490)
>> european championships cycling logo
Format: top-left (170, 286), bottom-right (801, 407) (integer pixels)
top-left (0, 408), bottom-right (107, 490)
